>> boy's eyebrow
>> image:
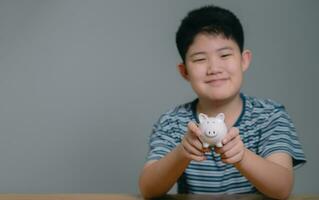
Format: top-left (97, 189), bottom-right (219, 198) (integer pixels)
top-left (189, 46), bottom-right (234, 57)
top-left (217, 46), bottom-right (234, 52)
top-left (189, 52), bottom-right (206, 58)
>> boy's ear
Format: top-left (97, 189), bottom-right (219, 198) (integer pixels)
top-left (241, 49), bottom-right (252, 72)
top-left (177, 63), bottom-right (189, 81)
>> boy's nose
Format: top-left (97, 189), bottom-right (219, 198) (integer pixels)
top-left (207, 59), bottom-right (222, 75)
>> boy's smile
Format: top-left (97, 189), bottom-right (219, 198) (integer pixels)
top-left (178, 33), bottom-right (251, 103)
top-left (205, 77), bottom-right (230, 87)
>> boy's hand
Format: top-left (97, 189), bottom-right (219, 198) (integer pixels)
top-left (215, 127), bottom-right (246, 164)
top-left (179, 121), bottom-right (210, 162)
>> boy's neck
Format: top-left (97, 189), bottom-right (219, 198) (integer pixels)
top-left (196, 93), bottom-right (243, 128)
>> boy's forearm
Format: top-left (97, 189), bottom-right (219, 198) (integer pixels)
top-left (234, 149), bottom-right (293, 199)
top-left (139, 144), bottom-right (191, 198)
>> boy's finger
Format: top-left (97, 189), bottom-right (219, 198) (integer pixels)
top-left (182, 139), bottom-right (205, 156)
top-left (214, 147), bottom-right (222, 154)
top-left (187, 121), bottom-right (202, 137)
top-left (223, 127), bottom-right (239, 144)
top-left (190, 154), bottom-right (206, 162)
top-left (221, 141), bottom-right (242, 159)
top-left (203, 147), bottom-right (211, 153)
top-left (184, 135), bottom-right (204, 153)
top-left (220, 136), bottom-right (238, 153)
top-left (222, 150), bottom-right (243, 164)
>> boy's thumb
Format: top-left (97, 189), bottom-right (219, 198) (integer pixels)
top-left (188, 121), bottom-right (201, 137)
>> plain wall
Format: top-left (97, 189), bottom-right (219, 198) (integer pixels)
top-left (0, 0), bottom-right (318, 194)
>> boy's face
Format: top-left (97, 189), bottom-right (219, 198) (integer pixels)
top-left (178, 33), bottom-right (251, 102)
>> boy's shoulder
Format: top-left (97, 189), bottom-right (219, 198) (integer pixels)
top-left (156, 100), bottom-right (195, 124)
top-left (243, 93), bottom-right (285, 115)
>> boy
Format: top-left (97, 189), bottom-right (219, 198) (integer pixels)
top-left (139, 5), bottom-right (306, 199)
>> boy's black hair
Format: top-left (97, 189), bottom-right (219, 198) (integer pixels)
top-left (176, 5), bottom-right (244, 63)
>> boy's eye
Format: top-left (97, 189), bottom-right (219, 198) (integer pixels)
top-left (221, 54), bottom-right (231, 58)
top-left (193, 58), bottom-right (206, 62)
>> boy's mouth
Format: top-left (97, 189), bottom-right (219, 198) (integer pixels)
top-left (205, 78), bottom-right (228, 86)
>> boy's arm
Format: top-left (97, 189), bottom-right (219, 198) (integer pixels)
top-left (216, 127), bottom-right (293, 199)
top-left (235, 150), bottom-right (293, 200)
top-left (138, 144), bottom-right (190, 199)
top-left (139, 122), bottom-right (207, 198)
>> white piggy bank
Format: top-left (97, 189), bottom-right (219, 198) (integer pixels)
top-left (198, 113), bottom-right (227, 148)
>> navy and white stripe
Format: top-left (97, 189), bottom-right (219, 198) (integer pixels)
top-left (146, 93), bottom-right (306, 194)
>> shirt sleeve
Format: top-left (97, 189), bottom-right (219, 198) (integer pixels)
top-left (146, 114), bottom-right (179, 162)
top-left (257, 107), bottom-right (306, 169)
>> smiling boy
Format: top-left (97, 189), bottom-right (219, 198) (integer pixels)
top-left (139, 5), bottom-right (306, 199)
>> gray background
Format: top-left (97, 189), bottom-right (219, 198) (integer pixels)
top-left (0, 0), bottom-right (318, 194)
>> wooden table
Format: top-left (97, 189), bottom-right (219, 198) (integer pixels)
top-left (0, 194), bottom-right (317, 200)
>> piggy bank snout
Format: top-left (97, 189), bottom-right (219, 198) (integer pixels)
top-left (206, 130), bottom-right (217, 137)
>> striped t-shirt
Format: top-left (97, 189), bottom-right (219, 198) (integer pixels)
top-left (147, 93), bottom-right (306, 194)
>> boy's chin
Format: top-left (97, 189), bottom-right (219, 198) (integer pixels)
top-left (203, 91), bottom-right (240, 102)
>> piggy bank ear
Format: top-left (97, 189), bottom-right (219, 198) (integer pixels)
top-left (199, 113), bottom-right (208, 124)
top-left (216, 113), bottom-right (225, 121)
